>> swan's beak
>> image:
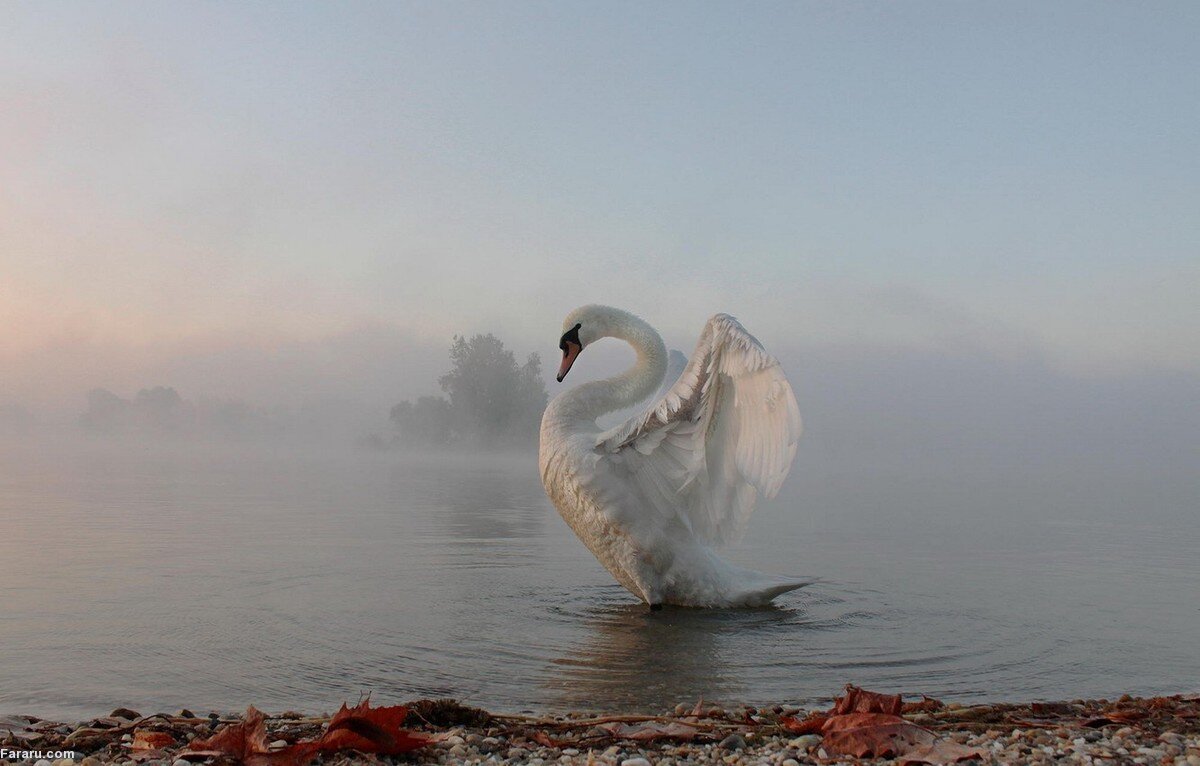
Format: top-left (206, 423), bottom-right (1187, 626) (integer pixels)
top-left (557, 341), bottom-right (582, 382)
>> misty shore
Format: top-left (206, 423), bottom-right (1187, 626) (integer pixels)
top-left (3, 692), bottom-right (1198, 765)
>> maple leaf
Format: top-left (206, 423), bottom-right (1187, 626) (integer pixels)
top-left (317, 700), bottom-right (431, 755)
top-left (187, 701), bottom-right (431, 765)
top-left (780, 685), bottom-right (984, 763)
top-left (131, 730), bottom-right (175, 750)
top-left (834, 684), bottom-right (904, 715)
top-left (899, 740), bottom-right (989, 765)
top-left (821, 712), bottom-right (936, 758)
top-left (779, 712), bottom-right (827, 734)
top-left (188, 707), bottom-right (317, 766)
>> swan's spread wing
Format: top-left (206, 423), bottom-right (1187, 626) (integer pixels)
top-left (594, 314), bottom-right (801, 546)
top-left (657, 349), bottom-right (688, 398)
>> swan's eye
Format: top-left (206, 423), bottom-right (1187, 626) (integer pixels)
top-left (559, 323), bottom-right (582, 351)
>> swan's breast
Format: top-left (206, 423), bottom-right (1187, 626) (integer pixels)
top-left (539, 434), bottom-right (648, 599)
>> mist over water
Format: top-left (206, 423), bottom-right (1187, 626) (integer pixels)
top-left (2, 432), bottom-right (1196, 720)
top-left (2, 0), bottom-right (1198, 726)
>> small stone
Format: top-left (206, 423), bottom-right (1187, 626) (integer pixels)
top-left (34, 760), bottom-right (52, 766)
top-left (51, 760), bottom-right (74, 766)
top-left (507, 748), bottom-right (527, 759)
top-left (674, 703), bottom-right (690, 716)
top-left (782, 760), bottom-right (801, 766)
top-left (269, 739), bottom-right (287, 749)
top-left (562, 749), bottom-right (580, 756)
top-left (80, 758), bottom-right (102, 766)
top-left (719, 734), bottom-right (747, 751)
top-left (110, 708), bottom-right (141, 720)
top-left (449, 744), bottom-right (467, 757)
top-left (1186, 755), bottom-right (1200, 766)
top-left (620, 759), bottom-right (651, 766)
top-left (788, 735), bottom-right (821, 751)
top-left (172, 760), bottom-right (191, 766)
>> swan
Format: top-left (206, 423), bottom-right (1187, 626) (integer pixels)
top-left (539, 305), bottom-right (808, 608)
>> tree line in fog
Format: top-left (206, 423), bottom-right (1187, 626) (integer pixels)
top-left (362, 333), bottom-right (548, 451)
top-left (57, 333), bottom-right (549, 451)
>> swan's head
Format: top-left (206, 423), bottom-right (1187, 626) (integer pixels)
top-left (556, 304), bottom-right (622, 382)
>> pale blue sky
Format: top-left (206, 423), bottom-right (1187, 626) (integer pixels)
top-left (2, 1), bottom-right (1198, 409)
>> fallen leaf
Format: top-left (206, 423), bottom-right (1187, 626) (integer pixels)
top-left (598, 721), bottom-right (699, 742)
top-left (131, 730), bottom-right (176, 750)
top-left (834, 684), bottom-right (904, 716)
top-left (780, 713), bottom-right (826, 734)
top-left (899, 740), bottom-right (989, 765)
top-left (783, 685), bottom-right (982, 761)
top-left (318, 700), bottom-right (430, 755)
top-left (821, 712), bottom-right (935, 758)
top-left (188, 707), bottom-right (318, 766)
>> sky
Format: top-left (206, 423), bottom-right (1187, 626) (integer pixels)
top-left (1, 1), bottom-right (1198, 423)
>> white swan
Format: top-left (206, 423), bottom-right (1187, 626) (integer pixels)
top-left (539, 305), bottom-right (808, 608)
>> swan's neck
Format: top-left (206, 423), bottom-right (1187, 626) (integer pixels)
top-left (553, 314), bottom-right (667, 424)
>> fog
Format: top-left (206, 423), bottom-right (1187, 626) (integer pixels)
top-left (2, 2), bottom-right (1197, 490)
top-left (2, 318), bottom-right (1196, 526)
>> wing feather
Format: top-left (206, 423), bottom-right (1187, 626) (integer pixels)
top-left (594, 314), bottom-right (802, 546)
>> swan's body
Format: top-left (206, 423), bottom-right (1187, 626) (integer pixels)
top-left (539, 305), bottom-right (807, 607)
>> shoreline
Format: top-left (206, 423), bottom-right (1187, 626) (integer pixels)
top-left (3, 692), bottom-right (1198, 765)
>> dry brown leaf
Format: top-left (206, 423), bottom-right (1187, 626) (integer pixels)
top-left (317, 700), bottom-right (430, 755)
top-left (780, 712), bottom-right (827, 734)
top-left (188, 707), bottom-right (318, 766)
top-left (783, 685), bottom-right (985, 761)
top-left (834, 684), bottom-right (904, 716)
top-left (130, 730), bottom-right (175, 750)
top-left (899, 740), bottom-right (989, 765)
top-left (821, 712), bottom-right (936, 758)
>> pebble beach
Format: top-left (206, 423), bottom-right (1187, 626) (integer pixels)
top-left (3, 693), bottom-right (1198, 766)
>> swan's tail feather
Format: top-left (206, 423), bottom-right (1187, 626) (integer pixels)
top-left (730, 571), bottom-right (817, 606)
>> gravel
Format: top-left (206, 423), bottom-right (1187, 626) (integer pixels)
top-left (1, 694), bottom-right (1197, 764)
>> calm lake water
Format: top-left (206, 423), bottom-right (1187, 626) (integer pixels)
top-left (2, 439), bottom-right (1197, 719)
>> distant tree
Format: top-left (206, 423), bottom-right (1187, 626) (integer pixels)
top-left (132, 386), bottom-right (192, 431)
top-left (80, 388), bottom-right (132, 432)
top-left (390, 396), bottom-right (454, 448)
top-left (195, 397), bottom-right (281, 440)
top-left (438, 334), bottom-right (548, 448)
top-left (79, 387), bottom-right (278, 440)
top-left (385, 334), bottom-right (548, 450)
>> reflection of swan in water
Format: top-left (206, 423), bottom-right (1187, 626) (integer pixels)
top-left (546, 595), bottom-right (800, 711)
